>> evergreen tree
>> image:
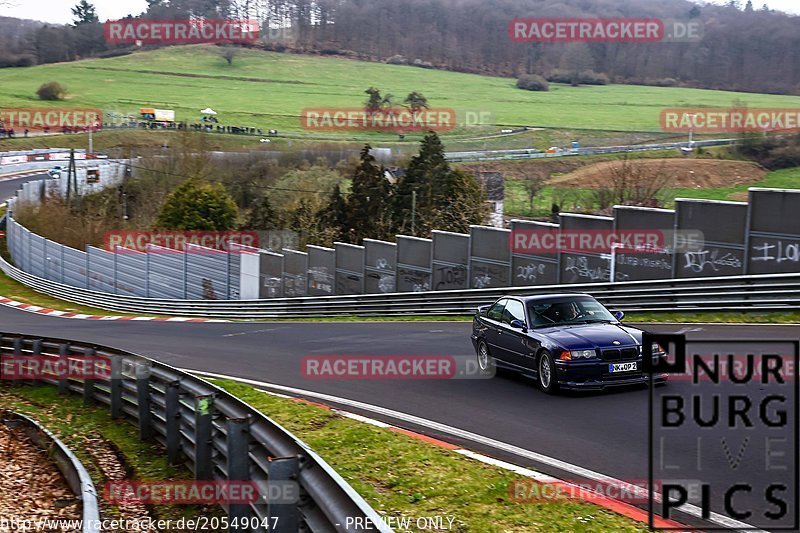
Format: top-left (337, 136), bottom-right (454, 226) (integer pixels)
top-left (319, 184), bottom-right (348, 242)
top-left (395, 132), bottom-right (450, 235)
top-left (245, 195), bottom-right (281, 230)
top-left (430, 169), bottom-right (488, 233)
top-left (347, 145), bottom-right (394, 242)
top-left (71, 0), bottom-right (99, 25)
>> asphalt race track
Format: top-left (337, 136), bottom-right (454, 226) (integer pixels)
top-left (1, 304), bottom-right (797, 529)
top-left (0, 172), bottom-right (50, 203)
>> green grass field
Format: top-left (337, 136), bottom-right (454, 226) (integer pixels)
top-left (1, 45), bottom-right (799, 142)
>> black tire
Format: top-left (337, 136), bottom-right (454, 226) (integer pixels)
top-left (537, 351), bottom-right (559, 394)
top-left (476, 339), bottom-right (495, 375)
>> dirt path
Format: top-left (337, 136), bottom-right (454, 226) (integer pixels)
top-left (548, 158), bottom-right (766, 188)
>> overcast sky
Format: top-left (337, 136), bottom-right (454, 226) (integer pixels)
top-left (1, 0), bottom-right (797, 24)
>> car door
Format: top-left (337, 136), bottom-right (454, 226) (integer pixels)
top-left (497, 299), bottom-right (533, 368)
top-left (482, 298), bottom-right (507, 362)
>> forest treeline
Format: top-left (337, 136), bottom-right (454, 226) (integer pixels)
top-left (1, 0), bottom-right (799, 95)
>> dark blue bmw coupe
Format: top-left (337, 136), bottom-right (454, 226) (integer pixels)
top-left (471, 293), bottom-right (668, 393)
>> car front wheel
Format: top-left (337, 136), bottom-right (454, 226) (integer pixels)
top-left (477, 340), bottom-right (495, 374)
top-left (538, 351), bottom-right (559, 394)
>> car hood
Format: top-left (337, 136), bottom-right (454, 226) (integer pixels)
top-left (538, 323), bottom-right (642, 350)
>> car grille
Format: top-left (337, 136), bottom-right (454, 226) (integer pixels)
top-left (600, 347), bottom-right (639, 362)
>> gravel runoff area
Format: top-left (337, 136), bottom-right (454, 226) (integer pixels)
top-left (0, 417), bottom-right (81, 531)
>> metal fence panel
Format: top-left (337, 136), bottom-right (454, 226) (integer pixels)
top-left (45, 240), bottom-right (64, 284)
top-left (16, 224), bottom-right (32, 273)
top-left (746, 188), bottom-right (800, 274)
top-left (674, 199), bottom-right (746, 278)
top-left (146, 245), bottom-right (185, 299)
top-left (227, 248), bottom-right (240, 300)
top-left (469, 226), bottom-right (511, 289)
top-left (612, 206), bottom-right (674, 282)
top-left (185, 244), bottom-right (228, 300)
top-left (227, 243), bottom-right (258, 300)
top-left (87, 246), bottom-right (116, 294)
top-left (307, 245), bottom-right (335, 296)
top-left (559, 214), bottom-right (613, 284)
top-left (282, 249), bottom-right (307, 297)
top-left (432, 230), bottom-right (469, 291)
top-left (510, 219), bottom-right (560, 286)
top-left (364, 239), bottom-right (396, 294)
top-left (28, 233), bottom-right (46, 278)
top-left (114, 249), bottom-right (148, 297)
top-left (396, 236), bottom-right (432, 293)
top-left (335, 242), bottom-right (364, 295)
top-left (260, 251), bottom-right (284, 298)
top-left (61, 246), bottom-right (88, 289)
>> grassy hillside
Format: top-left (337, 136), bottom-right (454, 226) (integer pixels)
top-left (1, 45), bottom-right (799, 141)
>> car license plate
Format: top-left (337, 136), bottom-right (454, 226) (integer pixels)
top-left (609, 362), bottom-right (637, 373)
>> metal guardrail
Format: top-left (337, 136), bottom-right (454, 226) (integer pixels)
top-left (1, 249), bottom-right (798, 318)
top-left (0, 333), bottom-right (390, 533)
top-left (445, 139), bottom-right (737, 162)
top-left (1, 410), bottom-right (101, 532)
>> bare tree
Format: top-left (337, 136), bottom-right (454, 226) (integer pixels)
top-left (593, 157), bottom-right (675, 209)
top-left (523, 169), bottom-right (548, 214)
top-left (219, 46), bottom-right (237, 65)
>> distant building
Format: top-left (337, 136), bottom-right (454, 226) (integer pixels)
top-left (474, 171), bottom-right (505, 227)
top-left (384, 166), bottom-right (405, 184)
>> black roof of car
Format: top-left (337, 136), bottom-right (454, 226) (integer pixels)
top-left (515, 293), bottom-right (593, 302)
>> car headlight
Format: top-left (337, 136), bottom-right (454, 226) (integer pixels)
top-left (570, 349), bottom-right (595, 359)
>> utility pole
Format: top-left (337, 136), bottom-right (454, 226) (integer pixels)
top-left (66, 149), bottom-right (76, 203)
top-left (411, 190), bottom-right (416, 235)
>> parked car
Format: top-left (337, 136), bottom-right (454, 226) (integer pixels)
top-left (471, 293), bottom-right (668, 393)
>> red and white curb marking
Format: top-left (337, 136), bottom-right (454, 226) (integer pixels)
top-left (187, 370), bottom-right (699, 530)
top-left (0, 297), bottom-right (228, 322)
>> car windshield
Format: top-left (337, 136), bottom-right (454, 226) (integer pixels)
top-left (526, 296), bottom-right (616, 326)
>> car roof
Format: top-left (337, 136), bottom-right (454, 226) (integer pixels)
top-left (501, 293), bottom-right (594, 303)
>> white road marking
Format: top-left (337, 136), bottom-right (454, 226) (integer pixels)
top-left (673, 327), bottom-right (704, 334)
top-left (222, 327), bottom-right (284, 337)
top-left (185, 369), bottom-right (762, 532)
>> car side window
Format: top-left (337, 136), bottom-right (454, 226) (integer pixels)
top-left (487, 299), bottom-right (506, 321)
top-left (503, 299), bottom-right (526, 325)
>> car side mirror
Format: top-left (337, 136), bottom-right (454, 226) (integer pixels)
top-left (510, 319), bottom-right (527, 331)
top-left (612, 310), bottom-right (624, 321)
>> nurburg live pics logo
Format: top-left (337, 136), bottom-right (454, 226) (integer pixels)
top-left (644, 334), bottom-right (799, 530)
